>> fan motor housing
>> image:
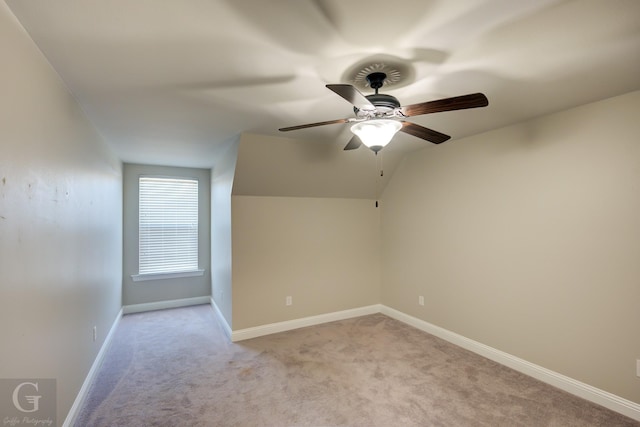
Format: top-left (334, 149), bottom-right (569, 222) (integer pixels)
top-left (366, 94), bottom-right (400, 110)
top-left (354, 93), bottom-right (400, 116)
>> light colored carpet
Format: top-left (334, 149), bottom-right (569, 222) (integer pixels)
top-left (74, 305), bottom-right (638, 426)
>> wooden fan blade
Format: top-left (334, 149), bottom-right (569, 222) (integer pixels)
top-left (279, 118), bottom-right (350, 132)
top-left (326, 84), bottom-right (375, 111)
top-left (401, 93), bottom-right (488, 117)
top-left (400, 122), bottom-right (451, 144)
top-left (343, 136), bottom-right (361, 150)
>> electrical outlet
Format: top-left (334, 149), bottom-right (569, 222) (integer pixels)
top-left (419, 296), bottom-right (424, 306)
top-left (636, 359), bottom-right (640, 377)
top-left (286, 296), bottom-right (292, 306)
top-left (92, 326), bottom-right (97, 342)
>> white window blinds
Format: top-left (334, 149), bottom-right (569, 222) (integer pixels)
top-left (139, 177), bottom-right (199, 275)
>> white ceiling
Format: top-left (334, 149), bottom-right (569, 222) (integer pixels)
top-left (7, 0), bottom-right (640, 178)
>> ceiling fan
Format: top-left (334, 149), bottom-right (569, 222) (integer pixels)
top-left (279, 72), bottom-right (488, 153)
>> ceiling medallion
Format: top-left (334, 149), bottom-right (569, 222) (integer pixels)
top-left (354, 63), bottom-right (402, 88)
top-left (343, 55), bottom-right (415, 91)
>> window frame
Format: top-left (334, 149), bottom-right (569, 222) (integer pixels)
top-left (131, 175), bottom-right (204, 282)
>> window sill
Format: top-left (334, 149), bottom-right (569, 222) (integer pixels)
top-left (131, 269), bottom-right (205, 282)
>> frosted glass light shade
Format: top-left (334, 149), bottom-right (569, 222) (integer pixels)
top-left (351, 119), bottom-right (402, 152)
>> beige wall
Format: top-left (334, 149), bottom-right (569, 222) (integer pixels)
top-left (381, 91), bottom-right (640, 403)
top-left (123, 164), bottom-right (211, 305)
top-left (211, 137), bottom-right (239, 326)
top-left (232, 196), bottom-right (380, 329)
top-left (0, 2), bottom-right (123, 422)
top-left (233, 132), bottom-right (406, 199)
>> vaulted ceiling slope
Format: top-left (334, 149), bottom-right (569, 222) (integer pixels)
top-left (7, 0), bottom-right (640, 197)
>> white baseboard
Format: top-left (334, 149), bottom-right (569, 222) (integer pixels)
top-left (210, 297), bottom-right (232, 340)
top-left (380, 305), bottom-right (640, 422)
top-left (62, 307), bottom-right (123, 427)
top-left (123, 296), bottom-right (211, 314)
top-left (231, 304), bottom-right (382, 342)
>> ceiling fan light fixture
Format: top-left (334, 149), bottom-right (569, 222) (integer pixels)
top-left (351, 119), bottom-right (402, 152)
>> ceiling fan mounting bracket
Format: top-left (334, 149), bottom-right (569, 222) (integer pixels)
top-left (366, 72), bottom-right (387, 93)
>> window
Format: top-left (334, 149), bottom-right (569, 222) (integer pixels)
top-left (133, 176), bottom-right (203, 281)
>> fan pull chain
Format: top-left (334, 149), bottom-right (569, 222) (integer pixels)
top-left (374, 151), bottom-right (384, 208)
top-left (374, 152), bottom-right (379, 208)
